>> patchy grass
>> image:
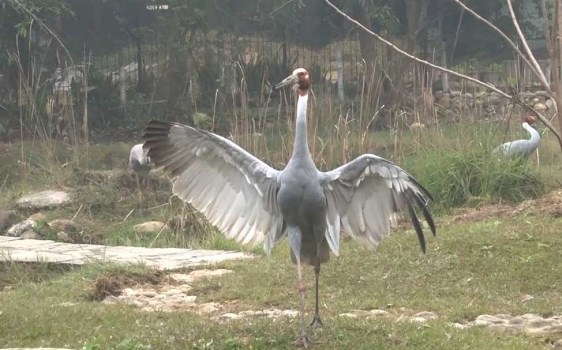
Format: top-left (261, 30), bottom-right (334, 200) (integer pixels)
top-left (1, 211), bottom-right (562, 349)
top-left (1, 117), bottom-right (561, 348)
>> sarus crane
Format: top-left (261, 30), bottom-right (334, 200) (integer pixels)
top-left (494, 114), bottom-right (541, 158)
top-left (142, 68), bottom-right (436, 348)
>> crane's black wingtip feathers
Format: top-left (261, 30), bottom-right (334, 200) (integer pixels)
top-left (412, 191), bottom-right (436, 237)
top-left (406, 201), bottom-right (426, 254)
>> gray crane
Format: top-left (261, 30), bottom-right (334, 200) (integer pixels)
top-left (494, 115), bottom-right (541, 158)
top-left (143, 68), bottom-right (435, 348)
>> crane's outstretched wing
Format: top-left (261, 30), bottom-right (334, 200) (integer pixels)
top-left (143, 121), bottom-right (286, 253)
top-left (321, 154), bottom-right (435, 255)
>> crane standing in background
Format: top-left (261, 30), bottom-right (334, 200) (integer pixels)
top-left (143, 68), bottom-right (435, 348)
top-left (494, 114), bottom-right (541, 158)
top-left (129, 143), bottom-right (152, 205)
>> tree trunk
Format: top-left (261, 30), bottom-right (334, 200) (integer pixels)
top-left (136, 35), bottom-right (144, 92)
top-left (437, 2), bottom-right (449, 92)
top-left (336, 44), bottom-right (344, 101)
top-left (354, 7), bottom-right (379, 107)
top-left (554, 0), bottom-right (562, 136)
top-left (118, 48), bottom-right (126, 107)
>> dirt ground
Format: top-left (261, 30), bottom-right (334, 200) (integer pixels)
top-left (450, 190), bottom-right (562, 223)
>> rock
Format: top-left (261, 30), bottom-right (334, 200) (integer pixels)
top-left (215, 313), bottom-right (242, 321)
top-left (7, 219), bottom-right (36, 237)
top-left (48, 219), bottom-right (81, 233)
top-left (197, 302), bottom-right (221, 314)
top-left (133, 221), bottom-right (169, 234)
top-left (449, 322), bottom-right (467, 329)
top-left (16, 190), bottom-right (71, 209)
top-left (475, 314), bottom-right (507, 325)
top-left (525, 318), bottom-right (553, 329)
top-left (21, 230), bottom-right (41, 240)
top-left (0, 210), bottom-right (16, 233)
top-left (411, 311), bottom-right (438, 323)
top-left (281, 309), bottom-right (299, 317)
top-left (369, 309), bottom-right (390, 317)
top-left (57, 231), bottom-right (74, 243)
top-left (534, 102), bottom-right (547, 112)
top-left (188, 269), bottom-right (233, 281)
top-left (436, 94), bottom-right (450, 108)
top-left (27, 212), bottom-right (46, 221)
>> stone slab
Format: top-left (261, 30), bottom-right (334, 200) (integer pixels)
top-left (0, 236), bottom-right (253, 270)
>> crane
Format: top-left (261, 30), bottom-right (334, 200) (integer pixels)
top-left (129, 143), bottom-right (152, 176)
top-left (494, 115), bottom-right (541, 158)
top-left (129, 143), bottom-right (152, 203)
top-left (142, 68), bottom-right (435, 348)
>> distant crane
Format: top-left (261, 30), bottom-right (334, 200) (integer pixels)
top-left (143, 68), bottom-right (435, 348)
top-left (129, 143), bottom-right (152, 203)
top-left (494, 115), bottom-right (541, 158)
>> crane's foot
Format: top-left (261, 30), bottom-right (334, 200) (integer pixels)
top-left (310, 314), bottom-right (324, 328)
top-left (293, 333), bottom-right (311, 349)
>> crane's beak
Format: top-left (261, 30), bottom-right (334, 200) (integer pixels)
top-left (275, 74), bottom-right (298, 90)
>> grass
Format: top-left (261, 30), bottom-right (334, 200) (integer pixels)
top-left (1, 211), bottom-right (562, 349)
top-left (2, 88), bottom-right (562, 348)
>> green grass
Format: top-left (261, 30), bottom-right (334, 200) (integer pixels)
top-left (1, 212), bottom-right (562, 349)
top-left (1, 114), bottom-right (562, 348)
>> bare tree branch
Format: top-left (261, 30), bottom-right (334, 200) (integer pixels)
top-left (324, 0), bottom-right (562, 149)
top-left (325, 1), bottom-right (502, 94)
top-left (506, 0), bottom-right (551, 92)
top-left (452, 0), bottom-right (550, 93)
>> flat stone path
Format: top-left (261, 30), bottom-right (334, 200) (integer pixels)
top-left (0, 236), bottom-right (253, 270)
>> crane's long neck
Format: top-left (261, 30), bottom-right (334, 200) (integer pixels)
top-left (292, 91), bottom-right (311, 159)
top-left (523, 122), bottom-right (541, 146)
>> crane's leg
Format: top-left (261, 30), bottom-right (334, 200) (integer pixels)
top-left (310, 264), bottom-right (323, 328)
top-left (135, 175), bottom-right (145, 215)
top-left (289, 228), bottom-right (310, 349)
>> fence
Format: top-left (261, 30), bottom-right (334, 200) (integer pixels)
top-left (89, 33), bottom-right (363, 96)
top-left (89, 33), bottom-right (551, 101)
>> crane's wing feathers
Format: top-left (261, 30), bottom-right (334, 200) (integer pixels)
top-left (322, 154), bottom-right (435, 255)
top-left (143, 121), bottom-right (286, 253)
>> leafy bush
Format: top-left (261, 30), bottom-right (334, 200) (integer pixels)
top-left (406, 146), bottom-right (543, 212)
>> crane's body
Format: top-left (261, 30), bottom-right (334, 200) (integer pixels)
top-left (495, 119), bottom-right (541, 158)
top-left (143, 68), bottom-right (435, 348)
top-left (129, 143), bottom-right (152, 204)
top-left (129, 143), bottom-right (151, 176)
top-left (278, 93), bottom-right (330, 269)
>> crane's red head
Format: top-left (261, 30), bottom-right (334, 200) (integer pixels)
top-left (523, 114), bottom-right (536, 125)
top-left (276, 68), bottom-right (311, 96)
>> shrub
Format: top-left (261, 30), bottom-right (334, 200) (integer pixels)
top-left (405, 145), bottom-right (543, 212)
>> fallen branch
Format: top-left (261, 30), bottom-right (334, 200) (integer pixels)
top-left (324, 0), bottom-right (562, 149)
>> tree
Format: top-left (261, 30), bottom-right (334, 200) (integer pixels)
top-left (324, 0), bottom-right (562, 149)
